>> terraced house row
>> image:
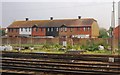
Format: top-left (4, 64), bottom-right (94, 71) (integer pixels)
top-left (7, 16), bottom-right (99, 38)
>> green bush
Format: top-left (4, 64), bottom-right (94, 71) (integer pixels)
top-left (42, 44), bottom-right (62, 50)
top-left (81, 43), bottom-right (99, 51)
top-left (53, 44), bottom-right (62, 50)
top-left (42, 44), bottom-right (51, 49)
top-left (72, 45), bottom-right (81, 50)
top-left (67, 45), bottom-right (73, 50)
top-left (87, 44), bottom-right (99, 51)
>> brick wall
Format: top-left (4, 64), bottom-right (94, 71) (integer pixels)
top-left (1, 37), bottom-right (118, 49)
top-left (114, 25), bottom-right (120, 39)
top-left (7, 28), bottom-right (19, 37)
top-left (32, 28), bottom-right (46, 36)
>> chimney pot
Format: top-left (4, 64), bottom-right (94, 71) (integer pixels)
top-left (25, 18), bottom-right (29, 21)
top-left (50, 17), bottom-right (53, 20)
top-left (78, 16), bottom-right (81, 19)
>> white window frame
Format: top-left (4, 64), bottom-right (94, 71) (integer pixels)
top-left (25, 28), bottom-right (27, 32)
top-left (51, 28), bottom-right (53, 32)
top-left (47, 28), bottom-right (50, 32)
top-left (29, 28), bottom-right (31, 32)
top-left (83, 27), bottom-right (86, 31)
top-left (56, 28), bottom-right (59, 31)
top-left (88, 27), bottom-right (90, 31)
top-left (64, 27), bottom-right (67, 32)
top-left (61, 28), bottom-right (63, 32)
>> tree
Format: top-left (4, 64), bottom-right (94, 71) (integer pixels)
top-left (108, 26), bottom-right (113, 38)
top-left (98, 28), bottom-right (109, 38)
top-left (0, 26), bottom-right (1, 36)
top-left (0, 29), bottom-right (5, 36)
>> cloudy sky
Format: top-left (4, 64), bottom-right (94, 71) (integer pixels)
top-left (0, 0), bottom-right (120, 29)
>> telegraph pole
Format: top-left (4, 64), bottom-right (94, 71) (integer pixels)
top-left (111, 1), bottom-right (115, 54)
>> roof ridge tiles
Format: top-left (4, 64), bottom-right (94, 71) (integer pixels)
top-left (7, 18), bottom-right (97, 28)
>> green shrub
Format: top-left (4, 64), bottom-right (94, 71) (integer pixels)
top-left (72, 45), bottom-right (81, 50)
top-left (53, 44), bottom-right (62, 50)
top-left (88, 44), bottom-right (99, 51)
top-left (42, 44), bottom-right (51, 49)
top-left (67, 45), bottom-right (73, 50)
top-left (81, 43), bottom-right (99, 51)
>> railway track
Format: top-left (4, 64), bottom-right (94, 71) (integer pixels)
top-left (1, 51), bottom-right (120, 75)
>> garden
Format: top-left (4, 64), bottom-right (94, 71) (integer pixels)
top-left (5, 42), bottom-right (119, 55)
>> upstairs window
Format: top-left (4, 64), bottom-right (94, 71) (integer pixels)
top-left (51, 28), bottom-right (53, 32)
top-left (70, 28), bottom-right (72, 32)
top-left (88, 27), bottom-right (90, 31)
top-left (61, 28), bottom-right (63, 32)
top-left (65, 28), bottom-right (67, 31)
top-left (21, 28), bottom-right (23, 31)
top-left (33, 27), bottom-right (38, 32)
top-left (36, 28), bottom-right (38, 32)
top-left (64, 28), bottom-right (67, 32)
top-left (11, 29), bottom-right (13, 32)
top-left (56, 28), bottom-right (59, 31)
top-left (16, 29), bottom-right (18, 32)
top-left (29, 28), bottom-right (31, 32)
top-left (47, 28), bottom-right (50, 32)
top-left (83, 27), bottom-right (86, 31)
top-left (25, 28), bottom-right (27, 32)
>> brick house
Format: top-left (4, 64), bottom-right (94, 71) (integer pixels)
top-left (57, 18), bottom-right (99, 38)
top-left (7, 17), bottom-right (99, 38)
top-left (114, 25), bottom-right (120, 39)
top-left (7, 21), bottom-right (23, 37)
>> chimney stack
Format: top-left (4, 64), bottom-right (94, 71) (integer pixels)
top-left (50, 17), bottom-right (53, 20)
top-left (78, 16), bottom-right (81, 19)
top-left (25, 18), bottom-right (29, 21)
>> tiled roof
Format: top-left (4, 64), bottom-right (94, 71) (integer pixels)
top-left (8, 18), bottom-right (97, 28)
top-left (0, 28), bottom-right (6, 30)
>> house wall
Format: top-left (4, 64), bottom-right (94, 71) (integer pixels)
top-left (46, 27), bottom-right (59, 37)
top-left (114, 26), bottom-right (120, 39)
top-left (59, 27), bottom-right (91, 38)
top-left (74, 27), bottom-right (91, 38)
top-left (7, 28), bottom-right (19, 37)
top-left (59, 27), bottom-right (73, 37)
top-left (32, 27), bottom-right (46, 36)
top-left (91, 21), bottom-right (99, 38)
top-left (19, 28), bottom-right (32, 35)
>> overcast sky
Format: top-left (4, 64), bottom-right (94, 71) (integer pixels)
top-left (0, 0), bottom-right (120, 29)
